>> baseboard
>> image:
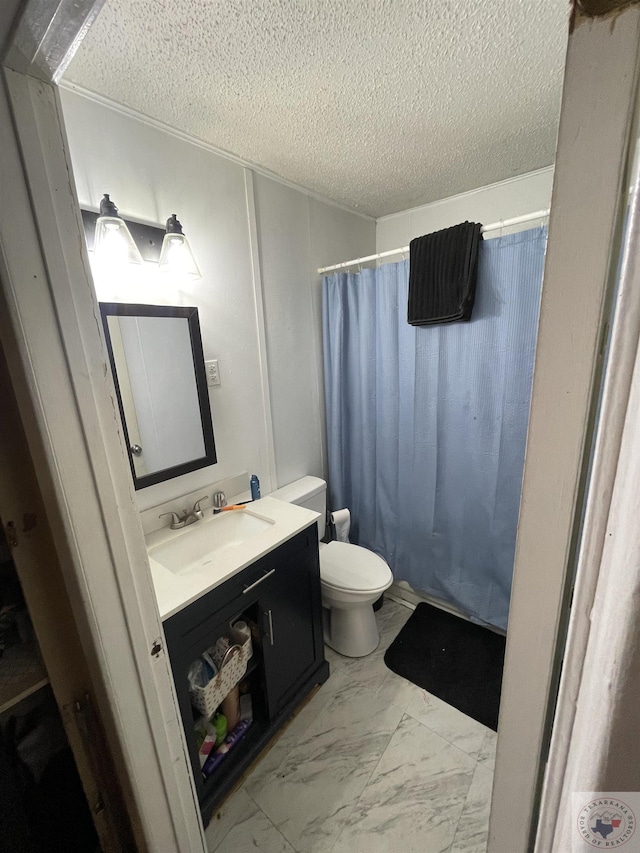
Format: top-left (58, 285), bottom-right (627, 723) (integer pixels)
top-left (386, 582), bottom-right (506, 637)
top-left (386, 581), bottom-right (464, 617)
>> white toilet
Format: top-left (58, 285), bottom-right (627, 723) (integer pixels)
top-left (270, 476), bottom-right (393, 658)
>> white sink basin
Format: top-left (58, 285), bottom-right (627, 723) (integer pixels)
top-left (145, 495), bottom-right (320, 620)
top-left (148, 510), bottom-right (275, 576)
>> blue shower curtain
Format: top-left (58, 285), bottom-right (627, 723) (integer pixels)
top-left (322, 227), bottom-right (546, 630)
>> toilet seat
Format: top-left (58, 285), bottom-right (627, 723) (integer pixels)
top-left (319, 541), bottom-right (392, 594)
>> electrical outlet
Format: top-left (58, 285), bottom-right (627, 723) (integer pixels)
top-left (205, 359), bottom-right (220, 387)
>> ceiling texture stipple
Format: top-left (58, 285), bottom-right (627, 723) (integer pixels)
top-left (64, 0), bottom-right (570, 218)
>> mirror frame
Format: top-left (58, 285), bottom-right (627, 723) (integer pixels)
top-left (99, 302), bottom-right (216, 489)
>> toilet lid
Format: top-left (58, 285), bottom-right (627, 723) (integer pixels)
top-left (319, 541), bottom-right (392, 593)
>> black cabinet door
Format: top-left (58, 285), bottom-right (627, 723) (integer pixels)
top-left (260, 554), bottom-right (323, 717)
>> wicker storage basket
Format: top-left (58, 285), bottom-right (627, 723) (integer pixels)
top-left (190, 627), bottom-right (252, 718)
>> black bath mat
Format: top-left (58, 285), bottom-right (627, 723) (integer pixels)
top-left (384, 602), bottom-right (505, 730)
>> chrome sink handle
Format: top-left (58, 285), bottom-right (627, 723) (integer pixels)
top-left (191, 496), bottom-right (207, 520)
top-left (212, 492), bottom-right (227, 513)
top-left (159, 511), bottom-right (184, 529)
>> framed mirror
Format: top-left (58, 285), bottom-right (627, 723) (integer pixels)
top-left (100, 302), bottom-right (216, 489)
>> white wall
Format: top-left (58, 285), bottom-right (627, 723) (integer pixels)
top-left (253, 177), bottom-right (375, 486)
top-left (376, 167), bottom-right (554, 251)
top-left (60, 86), bottom-right (374, 509)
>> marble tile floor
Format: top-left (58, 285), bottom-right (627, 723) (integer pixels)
top-left (206, 599), bottom-right (496, 853)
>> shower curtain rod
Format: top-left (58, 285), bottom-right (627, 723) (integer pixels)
top-left (317, 208), bottom-right (550, 274)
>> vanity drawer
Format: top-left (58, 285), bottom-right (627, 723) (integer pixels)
top-left (233, 525), bottom-right (318, 598)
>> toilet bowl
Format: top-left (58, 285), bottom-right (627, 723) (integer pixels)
top-left (270, 477), bottom-right (393, 658)
top-left (319, 540), bottom-right (393, 656)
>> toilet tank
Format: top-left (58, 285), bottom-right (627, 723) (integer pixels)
top-left (270, 476), bottom-right (326, 539)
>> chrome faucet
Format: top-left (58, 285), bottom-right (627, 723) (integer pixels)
top-left (159, 496), bottom-right (207, 529)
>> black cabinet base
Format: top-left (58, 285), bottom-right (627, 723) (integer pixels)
top-left (200, 659), bottom-right (330, 827)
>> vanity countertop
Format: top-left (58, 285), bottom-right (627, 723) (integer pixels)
top-left (146, 496), bottom-right (319, 620)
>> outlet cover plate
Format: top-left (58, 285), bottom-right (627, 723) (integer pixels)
top-left (205, 359), bottom-right (220, 387)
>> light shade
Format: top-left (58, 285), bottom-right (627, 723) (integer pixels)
top-left (93, 194), bottom-right (144, 269)
top-left (158, 214), bottom-right (201, 281)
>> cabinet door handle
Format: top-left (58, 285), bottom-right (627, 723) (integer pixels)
top-left (263, 609), bottom-right (274, 646)
top-left (242, 568), bottom-right (276, 595)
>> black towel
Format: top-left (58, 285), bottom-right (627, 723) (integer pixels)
top-left (407, 222), bottom-right (482, 326)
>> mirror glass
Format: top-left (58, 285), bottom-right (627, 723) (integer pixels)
top-left (100, 303), bottom-right (216, 489)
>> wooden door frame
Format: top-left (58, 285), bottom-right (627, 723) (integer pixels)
top-left (0, 3), bottom-right (205, 850)
top-left (535, 64), bottom-right (640, 848)
top-left (491, 8), bottom-right (640, 850)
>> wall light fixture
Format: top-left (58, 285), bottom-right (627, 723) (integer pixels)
top-left (93, 194), bottom-right (144, 269)
top-left (81, 201), bottom-right (201, 286)
top-left (158, 214), bottom-right (201, 281)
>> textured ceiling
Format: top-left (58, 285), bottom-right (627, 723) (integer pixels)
top-left (64, 0), bottom-right (570, 217)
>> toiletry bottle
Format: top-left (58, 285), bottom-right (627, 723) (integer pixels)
top-left (250, 474), bottom-right (260, 501)
top-left (213, 712), bottom-right (227, 747)
top-left (202, 719), bottom-right (252, 778)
